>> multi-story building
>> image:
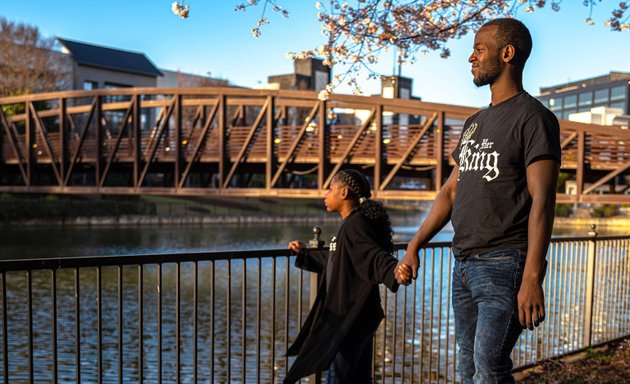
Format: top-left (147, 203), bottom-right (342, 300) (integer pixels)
top-left (536, 71), bottom-right (630, 120)
top-left (57, 38), bottom-right (163, 91)
top-left (57, 37), bottom-right (229, 91)
top-left (267, 58), bottom-right (331, 92)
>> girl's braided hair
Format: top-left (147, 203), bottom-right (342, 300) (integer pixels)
top-left (335, 169), bottom-right (394, 254)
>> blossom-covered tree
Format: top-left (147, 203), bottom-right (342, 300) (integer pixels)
top-left (172, 1), bottom-right (628, 96)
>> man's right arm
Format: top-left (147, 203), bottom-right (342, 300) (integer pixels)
top-left (400, 165), bottom-right (459, 279)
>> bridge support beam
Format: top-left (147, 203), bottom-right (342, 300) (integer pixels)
top-left (435, 111), bottom-right (445, 191)
top-left (374, 104), bottom-right (384, 195)
top-left (175, 94), bottom-right (183, 189)
top-left (318, 100), bottom-right (329, 191)
top-left (577, 131), bottom-right (585, 203)
top-left (133, 95), bottom-right (141, 188)
top-left (266, 96), bottom-right (277, 190)
top-left (218, 95), bottom-right (228, 190)
top-left (60, 97), bottom-right (68, 186)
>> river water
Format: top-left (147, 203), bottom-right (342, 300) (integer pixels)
top-left (0, 214), bottom-right (454, 259)
top-left (0, 214), bottom-right (616, 260)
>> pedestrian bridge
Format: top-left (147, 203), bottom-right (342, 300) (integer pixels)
top-left (1, 87), bottom-right (628, 203)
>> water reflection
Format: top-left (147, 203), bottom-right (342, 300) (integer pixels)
top-left (1, 222), bottom-right (345, 260)
top-left (1, 217), bottom-right (623, 260)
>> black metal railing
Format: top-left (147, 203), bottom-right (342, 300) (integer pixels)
top-left (1, 233), bottom-right (629, 383)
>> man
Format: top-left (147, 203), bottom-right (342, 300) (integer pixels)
top-left (398, 18), bottom-right (560, 383)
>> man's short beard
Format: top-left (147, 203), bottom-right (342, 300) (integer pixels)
top-left (473, 57), bottom-right (503, 87)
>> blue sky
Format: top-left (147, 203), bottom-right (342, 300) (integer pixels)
top-left (2, 1), bottom-right (629, 107)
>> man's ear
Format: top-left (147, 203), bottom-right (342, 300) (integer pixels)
top-left (501, 45), bottom-right (516, 63)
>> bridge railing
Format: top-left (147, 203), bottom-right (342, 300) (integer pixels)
top-left (1, 88), bottom-right (628, 203)
top-left (0, 234), bottom-right (629, 383)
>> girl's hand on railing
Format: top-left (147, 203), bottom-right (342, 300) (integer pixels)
top-left (288, 240), bottom-right (307, 253)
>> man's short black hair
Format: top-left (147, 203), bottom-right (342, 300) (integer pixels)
top-left (482, 18), bottom-right (532, 67)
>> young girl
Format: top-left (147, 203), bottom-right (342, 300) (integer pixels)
top-left (284, 169), bottom-right (409, 384)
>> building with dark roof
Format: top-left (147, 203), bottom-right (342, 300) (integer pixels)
top-left (57, 38), bottom-right (163, 90)
top-left (536, 71), bottom-right (630, 120)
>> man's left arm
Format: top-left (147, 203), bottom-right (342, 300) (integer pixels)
top-left (520, 156), bottom-right (559, 330)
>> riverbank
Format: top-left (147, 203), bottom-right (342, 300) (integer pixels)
top-left (0, 194), bottom-right (428, 227)
top-left (10, 213), bottom-right (630, 231)
top-left (1, 194), bottom-right (628, 233)
top-left (554, 216), bottom-right (630, 233)
top-left (8, 213), bottom-right (340, 226)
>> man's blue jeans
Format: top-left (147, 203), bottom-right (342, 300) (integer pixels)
top-left (452, 249), bottom-right (527, 384)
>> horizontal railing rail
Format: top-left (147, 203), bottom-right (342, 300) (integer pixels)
top-left (0, 235), bottom-right (628, 383)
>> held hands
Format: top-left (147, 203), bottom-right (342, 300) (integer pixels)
top-left (394, 247), bottom-right (421, 286)
top-left (394, 263), bottom-right (413, 286)
top-left (517, 276), bottom-right (546, 331)
top-left (288, 240), bottom-right (307, 253)
top-left (399, 248), bottom-right (420, 280)
top-left (291, 238), bottom-right (415, 286)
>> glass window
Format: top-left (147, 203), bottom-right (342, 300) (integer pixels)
top-left (594, 88), bottom-right (608, 104)
top-left (564, 95), bottom-right (577, 109)
top-left (578, 106), bottom-right (591, 112)
top-left (562, 108), bottom-right (577, 119)
top-left (104, 82), bottom-right (131, 89)
top-left (549, 98), bottom-right (562, 111)
top-left (578, 92), bottom-right (592, 106)
top-left (610, 85), bottom-right (626, 101)
top-left (610, 101), bottom-right (625, 110)
top-left (83, 81), bottom-right (97, 90)
top-left (104, 82), bottom-right (132, 103)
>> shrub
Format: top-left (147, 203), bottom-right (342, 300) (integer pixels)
top-left (555, 204), bottom-right (571, 217)
top-left (591, 204), bottom-right (619, 218)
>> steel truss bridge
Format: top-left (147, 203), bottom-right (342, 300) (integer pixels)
top-left (1, 87), bottom-right (628, 203)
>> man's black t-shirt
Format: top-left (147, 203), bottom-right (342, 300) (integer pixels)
top-left (450, 91), bottom-right (561, 259)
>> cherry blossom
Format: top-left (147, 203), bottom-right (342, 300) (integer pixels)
top-left (171, 1), bottom-right (190, 19)
top-left (172, 1), bottom-right (628, 94)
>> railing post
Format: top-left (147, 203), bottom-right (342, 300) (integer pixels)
top-left (96, 95), bottom-right (103, 187)
top-left (174, 94), bottom-right (182, 189)
top-left (576, 130), bottom-right (585, 203)
top-left (218, 95), bottom-right (227, 189)
top-left (308, 226), bottom-right (324, 384)
top-left (373, 104), bottom-right (384, 195)
top-left (317, 100), bottom-right (329, 191)
top-left (132, 94), bottom-right (141, 189)
top-left (583, 224), bottom-right (598, 347)
top-left (60, 97), bottom-right (68, 186)
top-left (25, 101), bottom-right (33, 185)
top-left (266, 95), bottom-right (276, 190)
top-left (434, 111), bottom-right (445, 191)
